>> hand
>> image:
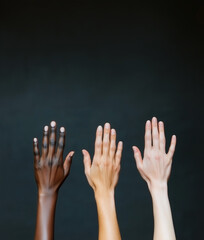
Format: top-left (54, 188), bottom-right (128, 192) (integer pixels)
top-left (33, 121), bottom-right (74, 196)
top-left (132, 117), bottom-right (176, 192)
top-left (82, 123), bottom-right (123, 196)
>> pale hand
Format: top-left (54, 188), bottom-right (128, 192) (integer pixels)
top-left (133, 117), bottom-right (176, 192)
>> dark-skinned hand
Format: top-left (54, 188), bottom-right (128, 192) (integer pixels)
top-left (33, 121), bottom-right (74, 195)
top-left (33, 121), bottom-right (74, 240)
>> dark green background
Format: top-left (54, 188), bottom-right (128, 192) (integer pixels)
top-left (0, 1), bottom-right (203, 239)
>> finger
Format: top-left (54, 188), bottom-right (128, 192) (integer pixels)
top-left (144, 120), bottom-right (151, 151)
top-left (152, 117), bottom-right (159, 148)
top-left (115, 141), bottom-right (123, 165)
top-left (42, 125), bottom-right (49, 158)
top-left (109, 129), bottom-right (116, 158)
top-left (48, 121), bottom-right (57, 158)
top-left (56, 127), bottom-right (66, 162)
top-left (159, 121), bottom-right (166, 152)
top-left (132, 146), bottom-right (143, 171)
top-left (94, 125), bottom-right (103, 157)
top-left (102, 122), bottom-right (111, 156)
top-left (63, 151), bottom-right (74, 177)
top-left (33, 138), bottom-right (40, 166)
top-left (82, 149), bottom-right (91, 176)
top-left (167, 135), bottom-right (177, 159)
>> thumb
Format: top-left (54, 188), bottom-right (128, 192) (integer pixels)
top-left (132, 146), bottom-right (143, 171)
top-left (64, 151), bottom-right (74, 177)
top-left (82, 149), bottom-right (91, 176)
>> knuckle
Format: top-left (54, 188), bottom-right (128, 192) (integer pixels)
top-left (95, 141), bottom-right (101, 148)
top-left (115, 165), bottom-right (120, 172)
top-left (104, 161), bottom-right (111, 167)
top-left (50, 140), bottom-right (56, 146)
top-left (116, 152), bottom-right (121, 158)
top-left (103, 141), bottom-right (109, 147)
top-left (154, 154), bottom-right (160, 160)
top-left (58, 142), bottom-right (64, 150)
top-left (110, 145), bottom-right (116, 151)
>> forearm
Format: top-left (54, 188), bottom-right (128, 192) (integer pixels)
top-left (95, 191), bottom-right (121, 240)
top-left (34, 192), bottom-right (58, 240)
top-left (150, 184), bottom-right (176, 240)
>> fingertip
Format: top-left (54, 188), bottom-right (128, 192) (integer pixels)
top-left (70, 151), bottom-right (75, 157)
top-left (146, 120), bottom-right (151, 127)
top-left (97, 125), bottom-right (103, 131)
top-left (111, 128), bottom-right (116, 135)
top-left (152, 116), bottom-right (157, 121)
top-left (33, 137), bottom-right (38, 143)
top-left (82, 149), bottom-right (87, 155)
top-left (133, 146), bottom-right (140, 153)
top-left (50, 121), bottom-right (56, 128)
top-left (44, 125), bottom-right (49, 132)
top-left (104, 122), bottom-right (110, 129)
top-left (60, 127), bottom-right (65, 133)
top-left (132, 146), bottom-right (136, 151)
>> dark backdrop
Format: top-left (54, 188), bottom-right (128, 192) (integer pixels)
top-left (0, 1), bottom-right (203, 239)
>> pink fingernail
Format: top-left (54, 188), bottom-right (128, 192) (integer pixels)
top-left (98, 125), bottom-right (102, 131)
top-left (111, 129), bottom-right (116, 135)
top-left (105, 123), bottom-right (110, 129)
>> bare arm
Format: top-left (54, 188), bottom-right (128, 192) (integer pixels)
top-left (82, 123), bottom-right (123, 240)
top-left (33, 121), bottom-right (74, 240)
top-left (133, 117), bottom-right (176, 240)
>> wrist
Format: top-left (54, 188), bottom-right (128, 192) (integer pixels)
top-left (148, 181), bottom-right (168, 197)
top-left (38, 190), bottom-right (58, 201)
top-left (94, 189), bottom-right (115, 202)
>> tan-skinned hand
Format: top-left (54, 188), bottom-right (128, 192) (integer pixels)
top-left (82, 123), bottom-right (123, 196)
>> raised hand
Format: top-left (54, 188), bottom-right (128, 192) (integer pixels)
top-left (82, 123), bottom-right (123, 240)
top-left (82, 123), bottom-right (123, 195)
top-left (33, 121), bottom-right (74, 240)
top-left (132, 117), bottom-right (176, 191)
top-left (33, 121), bottom-right (74, 195)
top-left (132, 117), bottom-right (177, 240)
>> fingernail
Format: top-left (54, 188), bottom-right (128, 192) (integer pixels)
top-left (60, 127), bottom-right (65, 133)
top-left (44, 126), bottom-right (48, 132)
top-left (33, 138), bottom-right (38, 143)
top-left (70, 151), bottom-right (75, 157)
top-left (133, 146), bottom-right (138, 152)
top-left (152, 117), bottom-right (157, 121)
top-left (111, 129), bottom-right (116, 135)
top-left (159, 121), bottom-right (163, 126)
top-left (105, 123), bottom-right (110, 129)
top-left (50, 121), bottom-right (56, 128)
top-left (98, 125), bottom-right (102, 131)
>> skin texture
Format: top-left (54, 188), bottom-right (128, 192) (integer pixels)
top-left (132, 117), bottom-right (177, 240)
top-left (33, 121), bottom-right (74, 240)
top-left (82, 123), bottom-right (123, 240)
